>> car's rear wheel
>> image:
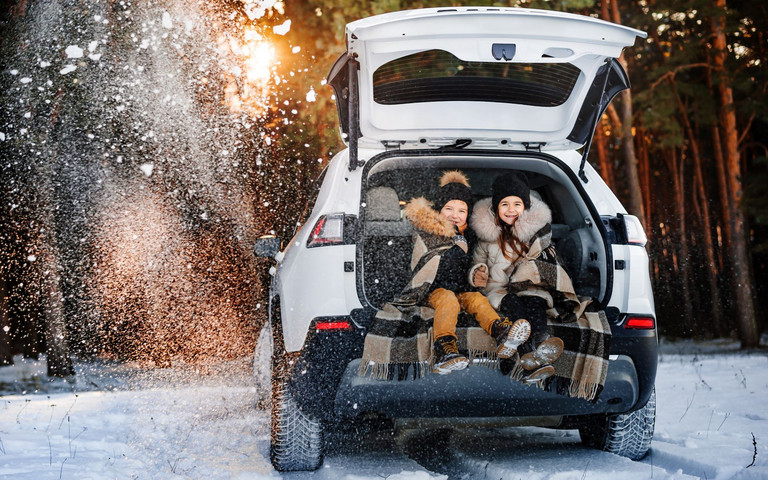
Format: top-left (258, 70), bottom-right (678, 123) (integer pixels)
top-left (578, 388), bottom-right (656, 460)
top-left (270, 382), bottom-right (324, 471)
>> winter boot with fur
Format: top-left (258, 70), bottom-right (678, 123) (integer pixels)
top-left (491, 318), bottom-right (531, 359)
top-left (519, 336), bottom-right (564, 371)
top-left (432, 335), bottom-right (469, 374)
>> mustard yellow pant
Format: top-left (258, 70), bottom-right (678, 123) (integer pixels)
top-left (429, 288), bottom-right (500, 340)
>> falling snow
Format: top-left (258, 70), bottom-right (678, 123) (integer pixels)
top-left (0, 0), bottom-right (315, 368)
top-left (273, 19), bottom-right (291, 35)
top-left (59, 64), bottom-right (77, 74)
top-left (65, 44), bottom-right (84, 58)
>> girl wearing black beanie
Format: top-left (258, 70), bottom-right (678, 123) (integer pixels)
top-left (469, 171), bottom-right (570, 384)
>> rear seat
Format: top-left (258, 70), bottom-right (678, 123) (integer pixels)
top-left (362, 187), bottom-right (413, 308)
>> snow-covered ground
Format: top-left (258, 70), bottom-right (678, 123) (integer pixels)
top-left (1, 339), bottom-right (766, 480)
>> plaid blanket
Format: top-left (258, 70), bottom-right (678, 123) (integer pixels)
top-left (501, 225), bottom-right (611, 401)
top-left (360, 199), bottom-right (611, 402)
top-left (549, 310), bottom-right (612, 401)
top-left (504, 310), bottom-right (611, 402)
top-left (505, 224), bottom-right (582, 322)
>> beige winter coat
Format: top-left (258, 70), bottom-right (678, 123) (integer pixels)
top-left (469, 194), bottom-right (569, 309)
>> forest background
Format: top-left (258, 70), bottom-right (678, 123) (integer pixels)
top-left (0, 0), bottom-right (765, 376)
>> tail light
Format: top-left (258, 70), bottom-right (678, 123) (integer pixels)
top-left (315, 320), bottom-right (353, 331)
top-left (623, 215), bottom-right (648, 247)
top-left (307, 213), bottom-right (345, 247)
top-left (624, 316), bottom-right (655, 329)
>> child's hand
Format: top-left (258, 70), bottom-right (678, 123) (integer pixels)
top-left (473, 264), bottom-right (488, 287)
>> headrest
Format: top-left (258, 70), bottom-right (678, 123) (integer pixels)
top-left (366, 187), bottom-right (401, 221)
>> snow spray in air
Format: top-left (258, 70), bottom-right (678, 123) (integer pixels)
top-left (0, 0), bottom-right (295, 367)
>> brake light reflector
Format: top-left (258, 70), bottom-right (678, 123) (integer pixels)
top-left (307, 213), bottom-right (344, 247)
top-left (623, 215), bottom-right (648, 247)
top-left (315, 321), bottom-right (352, 331)
top-left (625, 316), bottom-right (655, 329)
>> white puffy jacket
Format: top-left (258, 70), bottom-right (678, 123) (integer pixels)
top-left (468, 193), bottom-right (553, 309)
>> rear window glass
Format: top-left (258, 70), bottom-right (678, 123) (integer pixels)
top-left (373, 49), bottom-right (580, 107)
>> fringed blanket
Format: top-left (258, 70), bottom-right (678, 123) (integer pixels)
top-left (362, 305), bottom-right (611, 403)
top-left (360, 197), bottom-right (611, 402)
top-left (505, 224), bottom-right (583, 322)
top-left (506, 310), bottom-right (611, 402)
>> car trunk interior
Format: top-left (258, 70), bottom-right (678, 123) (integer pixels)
top-left (359, 153), bottom-right (608, 311)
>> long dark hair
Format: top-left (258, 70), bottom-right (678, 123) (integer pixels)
top-left (495, 211), bottom-right (528, 261)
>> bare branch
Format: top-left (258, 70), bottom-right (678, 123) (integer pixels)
top-left (738, 112), bottom-right (755, 146)
top-left (746, 432), bottom-right (757, 468)
top-left (650, 63), bottom-right (710, 90)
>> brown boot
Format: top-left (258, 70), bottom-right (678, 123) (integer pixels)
top-left (432, 336), bottom-right (469, 374)
top-left (519, 337), bottom-right (564, 371)
top-left (522, 365), bottom-right (556, 385)
top-left (491, 318), bottom-right (531, 359)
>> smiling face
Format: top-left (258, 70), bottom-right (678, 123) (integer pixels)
top-left (497, 195), bottom-right (526, 226)
top-left (439, 199), bottom-right (469, 229)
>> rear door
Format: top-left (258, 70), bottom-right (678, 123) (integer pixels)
top-left (328, 7), bottom-right (646, 152)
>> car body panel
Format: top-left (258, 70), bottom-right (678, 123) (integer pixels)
top-left (275, 153), bottom-right (364, 352)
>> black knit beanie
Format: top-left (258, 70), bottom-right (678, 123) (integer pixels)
top-left (435, 170), bottom-right (474, 215)
top-left (492, 171), bottom-right (531, 212)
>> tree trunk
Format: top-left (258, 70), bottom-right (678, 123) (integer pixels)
top-left (594, 121), bottom-right (615, 188)
top-left (664, 148), bottom-right (695, 333)
top-left (606, 0), bottom-right (646, 226)
top-left (711, 0), bottom-right (759, 347)
top-left (0, 277), bottom-right (12, 366)
top-left (638, 127), bottom-right (653, 242)
top-left (708, 70), bottom-right (730, 272)
top-left (670, 80), bottom-right (725, 335)
top-left (36, 228), bottom-right (74, 378)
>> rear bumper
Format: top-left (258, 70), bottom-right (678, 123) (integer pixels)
top-left (333, 355), bottom-right (639, 419)
top-left (283, 323), bottom-right (657, 423)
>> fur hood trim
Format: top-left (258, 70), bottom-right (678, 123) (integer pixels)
top-left (470, 193), bottom-right (552, 244)
top-left (404, 197), bottom-right (456, 238)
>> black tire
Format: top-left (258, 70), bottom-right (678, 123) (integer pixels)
top-left (579, 388), bottom-right (656, 460)
top-left (270, 381), bottom-right (324, 471)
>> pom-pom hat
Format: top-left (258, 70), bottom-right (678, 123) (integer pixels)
top-left (435, 170), bottom-right (474, 215)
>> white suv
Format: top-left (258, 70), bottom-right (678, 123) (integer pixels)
top-left (254, 7), bottom-right (657, 472)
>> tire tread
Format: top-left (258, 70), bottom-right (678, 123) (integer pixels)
top-left (270, 387), bottom-right (324, 471)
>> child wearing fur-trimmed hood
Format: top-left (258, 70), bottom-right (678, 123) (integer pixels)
top-left (469, 171), bottom-right (568, 384)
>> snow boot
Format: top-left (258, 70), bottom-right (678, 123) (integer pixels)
top-left (522, 365), bottom-right (556, 385)
top-left (519, 337), bottom-right (564, 371)
top-left (432, 336), bottom-right (469, 374)
top-left (491, 318), bottom-right (531, 359)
